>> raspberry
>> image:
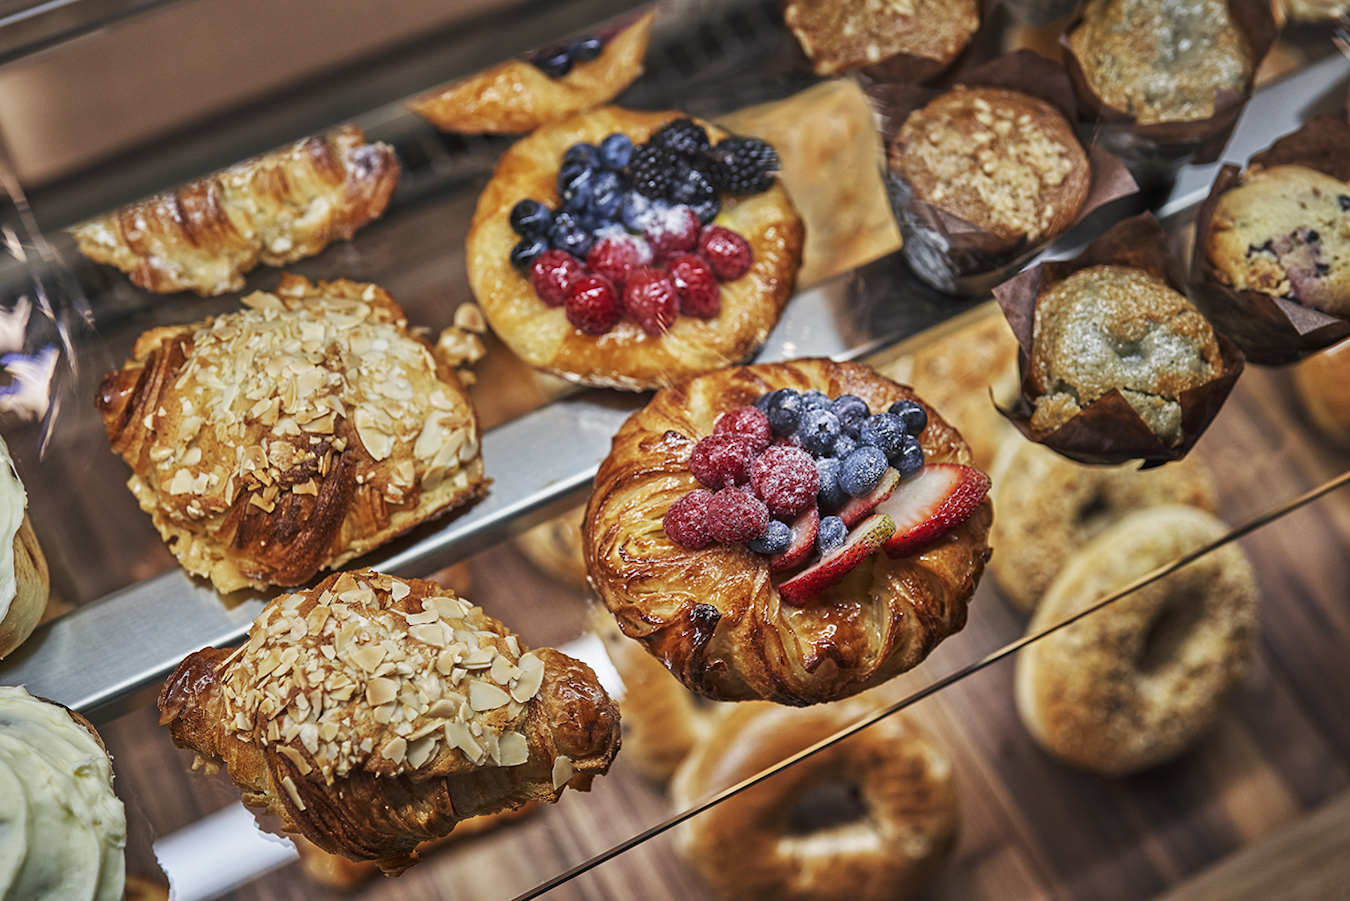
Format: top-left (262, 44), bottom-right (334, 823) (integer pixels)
top-left (622, 267), bottom-right (680, 335)
top-left (565, 275), bottom-right (622, 334)
top-left (713, 405), bottom-right (771, 453)
top-left (698, 226), bottom-right (753, 281)
top-left (663, 489), bottom-right (714, 550)
top-left (667, 252), bottom-right (721, 319)
top-left (751, 445), bottom-right (819, 516)
top-left (529, 249), bottom-right (588, 307)
top-left (643, 204), bottom-right (702, 260)
top-left (705, 487), bottom-right (770, 544)
top-left (587, 232), bottom-right (652, 289)
top-left (689, 433), bottom-right (755, 489)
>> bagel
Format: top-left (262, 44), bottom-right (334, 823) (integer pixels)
top-left (466, 106), bottom-right (804, 391)
top-left (1015, 505), bottom-right (1260, 776)
top-left (988, 439), bottom-right (1217, 613)
top-left (583, 358), bottom-right (993, 706)
top-left (669, 699), bottom-right (958, 901)
top-left (0, 434), bottom-right (50, 660)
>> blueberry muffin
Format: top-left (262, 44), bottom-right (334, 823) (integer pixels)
top-left (1205, 164), bottom-right (1350, 318)
top-left (1029, 264), bottom-right (1223, 445)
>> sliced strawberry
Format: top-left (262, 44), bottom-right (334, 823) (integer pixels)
top-left (777, 513), bottom-right (895, 606)
top-left (769, 505), bottom-right (818, 573)
top-left (875, 464), bottom-right (990, 559)
top-left (836, 466), bottom-right (900, 528)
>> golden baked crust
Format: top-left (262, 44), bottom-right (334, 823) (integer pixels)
top-left (96, 275), bottom-right (486, 593)
top-left (70, 125), bottom-right (398, 297)
top-left (158, 570), bottom-right (621, 875)
top-left (669, 698), bottom-right (958, 901)
top-left (1014, 505), bottom-right (1259, 775)
top-left (1028, 265), bottom-right (1223, 445)
top-left (1068, 0), bottom-right (1252, 125)
top-left (0, 515), bottom-right (50, 660)
top-left (782, 0), bottom-right (979, 76)
top-left (583, 359), bottom-right (992, 706)
top-left (467, 107), bottom-right (804, 391)
top-left (988, 440), bottom-right (1217, 612)
top-left (408, 12), bottom-right (654, 134)
top-left (1293, 338), bottom-right (1350, 447)
top-left (892, 86), bottom-right (1090, 243)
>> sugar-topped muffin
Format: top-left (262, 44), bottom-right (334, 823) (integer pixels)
top-left (1068, 0), bottom-right (1253, 125)
top-left (1029, 264), bottom-right (1223, 445)
top-left (890, 86), bottom-right (1091, 243)
top-left (783, 0), bottom-right (980, 76)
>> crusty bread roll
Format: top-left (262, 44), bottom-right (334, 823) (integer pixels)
top-left (0, 434), bottom-right (49, 660)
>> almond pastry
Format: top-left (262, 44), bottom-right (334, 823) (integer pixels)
top-left (70, 125), bottom-right (398, 297)
top-left (96, 274), bottom-right (486, 593)
top-left (158, 570), bottom-right (621, 875)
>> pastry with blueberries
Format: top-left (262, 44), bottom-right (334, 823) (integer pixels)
top-left (583, 358), bottom-right (992, 706)
top-left (467, 107), bottom-right (804, 390)
top-left (408, 11), bottom-right (654, 135)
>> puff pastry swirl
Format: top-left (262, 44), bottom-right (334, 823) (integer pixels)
top-left (584, 359), bottom-right (993, 706)
top-left (96, 274), bottom-right (486, 593)
top-left (158, 570), bottom-right (621, 874)
top-left (70, 125), bottom-right (398, 297)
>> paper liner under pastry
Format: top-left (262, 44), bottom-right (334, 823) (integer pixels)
top-left (995, 212), bottom-right (1244, 466)
top-left (1188, 115), bottom-right (1350, 365)
top-left (868, 50), bottom-right (1138, 296)
top-left (1060, 0), bottom-right (1278, 189)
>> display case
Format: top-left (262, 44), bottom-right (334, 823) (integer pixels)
top-left (2, 1), bottom-right (1350, 899)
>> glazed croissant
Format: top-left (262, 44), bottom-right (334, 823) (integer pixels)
top-left (96, 274), bottom-right (486, 593)
top-left (70, 124), bottom-right (398, 297)
top-left (158, 570), bottom-right (622, 875)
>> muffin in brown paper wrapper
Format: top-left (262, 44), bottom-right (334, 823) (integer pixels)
top-left (995, 212), bottom-right (1244, 467)
top-left (1189, 115), bottom-right (1350, 365)
top-left (1061, 0), bottom-right (1278, 189)
top-left (869, 50), bottom-right (1138, 297)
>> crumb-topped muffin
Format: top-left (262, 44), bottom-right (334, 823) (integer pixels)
top-left (1205, 164), bottom-right (1350, 318)
top-left (1029, 264), bottom-right (1223, 445)
top-left (783, 0), bottom-right (980, 76)
top-left (891, 86), bottom-right (1090, 244)
top-left (1068, 0), bottom-right (1253, 125)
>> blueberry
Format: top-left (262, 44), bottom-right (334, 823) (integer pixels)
top-left (799, 390), bottom-right (832, 412)
top-left (830, 394), bottom-right (870, 437)
top-left (532, 46), bottom-right (573, 78)
top-left (599, 133), bottom-right (634, 171)
top-left (561, 168), bottom-right (597, 214)
top-left (839, 446), bottom-right (887, 497)
top-left (563, 143), bottom-right (601, 169)
top-left (558, 159), bottom-right (590, 194)
top-left (817, 516), bottom-right (847, 556)
top-left (830, 433), bottom-right (858, 459)
top-left (548, 211), bottom-right (594, 257)
top-left (510, 237), bottom-right (549, 271)
top-left (858, 413), bottom-right (905, 460)
top-left (888, 399), bottom-right (928, 435)
top-left (894, 435), bottom-right (925, 478)
top-left (509, 199), bottom-right (553, 238)
top-left (754, 391), bottom-right (774, 412)
top-left (816, 457), bottom-right (848, 510)
top-left (568, 35), bottom-right (604, 62)
top-left (590, 170), bottom-right (625, 220)
top-left (747, 518), bottom-right (791, 555)
top-left (797, 408), bottom-right (841, 456)
top-left (765, 389), bottom-right (804, 435)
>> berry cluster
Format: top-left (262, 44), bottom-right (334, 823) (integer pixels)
top-left (524, 35), bottom-right (604, 79)
top-left (509, 119), bottom-right (779, 336)
top-left (662, 389), bottom-right (929, 561)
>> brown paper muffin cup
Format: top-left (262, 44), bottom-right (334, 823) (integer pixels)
top-left (1189, 114), bottom-right (1350, 366)
top-left (868, 50), bottom-right (1138, 296)
top-left (995, 212), bottom-right (1244, 466)
top-left (1061, 0), bottom-right (1279, 190)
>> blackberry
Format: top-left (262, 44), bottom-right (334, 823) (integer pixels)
top-left (652, 118), bottom-right (711, 159)
top-left (669, 166), bottom-right (717, 210)
top-left (706, 136), bottom-right (779, 195)
top-left (628, 142), bottom-right (678, 200)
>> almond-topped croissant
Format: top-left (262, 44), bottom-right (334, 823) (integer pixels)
top-left (158, 570), bottom-right (621, 875)
top-left (70, 124), bottom-right (398, 297)
top-left (96, 274), bottom-right (486, 593)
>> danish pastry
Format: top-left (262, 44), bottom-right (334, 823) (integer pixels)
top-left (467, 107), bottom-right (804, 390)
top-left (0, 434), bottom-right (50, 659)
top-left (96, 274), bottom-right (486, 593)
top-left (158, 569), bottom-right (621, 875)
top-left (70, 125), bottom-right (398, 297)
top-left (584, 358), bottom-right (992, 706)
top-left (408, 11), bottom-right (654, 135)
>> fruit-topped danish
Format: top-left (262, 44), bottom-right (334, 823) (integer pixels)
top-left (583, 358), bottom-right (993, 706)
top-left (467, 107), bottom-right (805, 391)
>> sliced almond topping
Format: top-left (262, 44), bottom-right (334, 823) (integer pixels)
top-left (469, 681), bottom-right (510, 712)
top-left (490, 655), bottom-right (521, 686)
top-left (280, 774), bottom-right (307, 811)
top-left (349, 644), bottom-right (386, 673)
top-left (381, 737), bottom-right (408, 765)
top-left (552, 756), bottom-right (574, 791)
top-left (446, 721), bottom-right (484, 764)
top-left (498, 731), bottom-right (528, 767)
top-left (365, 677), bottom-right (398, 707)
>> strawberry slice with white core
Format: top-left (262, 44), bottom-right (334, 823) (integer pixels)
top-left (875, 463), bottom-right (990, 559)
top-left (836, 467), bottom-right (901, 528)
top-left (777, 513), bottom-right (896, 606)
top-left (769, 505), bottom-right (819, 573)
